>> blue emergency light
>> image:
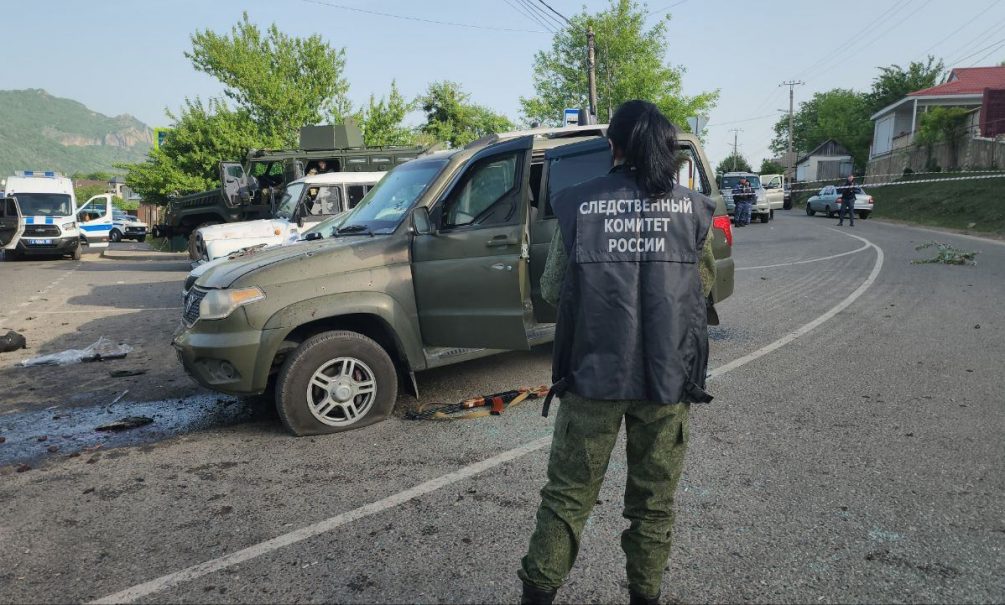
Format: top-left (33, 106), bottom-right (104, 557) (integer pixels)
top-left (16, 170), bottom-right (59, 177)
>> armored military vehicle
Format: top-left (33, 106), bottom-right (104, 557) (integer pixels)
top-left (151, 122), bottom-right (429, 246)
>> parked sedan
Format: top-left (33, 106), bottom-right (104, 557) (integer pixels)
top-left (805, 185), bottom-right (874, 219)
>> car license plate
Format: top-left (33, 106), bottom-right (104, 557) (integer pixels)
top-left (27, 238), bottom-right (52, 245)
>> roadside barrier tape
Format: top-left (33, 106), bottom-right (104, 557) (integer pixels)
top-left (90, 230), bottom-right (883, 605)
top-left (781, 168), bottom-right (1005, 187)
top-left (789, 172), bottom-right (1005, 194)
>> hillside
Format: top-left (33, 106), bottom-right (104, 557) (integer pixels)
top-left (0, 89), bottom-right (152, 176)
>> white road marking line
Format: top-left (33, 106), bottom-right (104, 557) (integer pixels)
top-left (710, 229), bottom-right (883, 379)
top-left (736, 241), bottom-right (869, 271)
top-left (91, 230), bottom-right (885, 604)
top-left (90, 436), bottom-right (554, 605)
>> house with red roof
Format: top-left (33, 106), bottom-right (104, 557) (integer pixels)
top-left (869, 66), bottom-right (1005, 159)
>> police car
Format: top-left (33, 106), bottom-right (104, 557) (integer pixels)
top-left (110, 209), bottom-right (148, 242)
top-left (1, 171), bottom-right (82, 260)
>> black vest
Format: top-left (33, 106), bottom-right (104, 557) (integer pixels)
top-left (551, 168), bottom-right (716, 405)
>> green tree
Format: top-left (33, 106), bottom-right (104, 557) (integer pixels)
top-left (916, 106), bottom-right (971, 169)
top-left (770, 89), bottom-right (872, 171)
top-left (759, 159), bottom-right (785, 174)
top-left (121, 98), bottom-right (275, 204)
top-left (418, 81), bottom-right (513, 147)
top-left (358, 81), bottom-right (416, 147)
top-left (865, 56), bottom-right (945, 114)
top-left (74, 182), bottom-right (108, 203)
top-left (521, 0), bottom-right (718, 127)
top-left (717, 152), bottom-right (752, 174)
top-left (186, 12), bottom-right (352, 146)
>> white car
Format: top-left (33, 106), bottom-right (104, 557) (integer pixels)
top-left (760, 174), bottom-right (786, 213)
top-left (191, 171), bottom-right (384, 262)
top-left (805, 185), bottom-right (874, 219)
top-left (720, 172), bottom-right (772, 223)
top-left (110, 210), bottom-right (148, 242)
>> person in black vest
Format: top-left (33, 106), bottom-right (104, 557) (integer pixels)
top-left (836, 174), bottom-right (857, 226)
top-left (518, 100), bottom-right (718, 605)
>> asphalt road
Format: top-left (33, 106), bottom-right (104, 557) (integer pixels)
top-left (1, 214), bottom-right (1003, 604)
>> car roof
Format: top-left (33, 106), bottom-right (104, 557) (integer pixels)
top-left (293, 171), bottom-right (386, 186)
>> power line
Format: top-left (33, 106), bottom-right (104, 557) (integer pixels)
top-left (647, 0), bottom-right (687, 16)
top-left (706, 113), bottom-right (780, 127)
top-left (967, 40), bottom-right (1005, 67)
top-left (920, 0), bottom-right (997, 55)
top-left (942, 13), bottom-right (1005, 64)
top-left (949, 37), bottom-right (1005, 66)
top-left (505, 0), bottom-right (555, 32)
top-left (792, 0), bottom-right (912, 81)
top-left (804, 0), bottom-right (932, 83)
top-left (520, 0), bottom-right (564, 30)
top-left (534, 0), bottom-right (572, 25)
top-left (299, 0), bottom-right (549, 34)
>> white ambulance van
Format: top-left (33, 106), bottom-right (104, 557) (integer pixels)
top-left (1, 171), bottom-right (82, 260)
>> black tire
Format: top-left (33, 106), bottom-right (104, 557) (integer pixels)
top-left (109, 229), bottom-right (122, 242)
top-left (760, 213), bottom-right (770, 223)
top-left (188, 222), bottom-right (221, 260)
top-left (2, 249), bottom-right (20, 262)
top-left (858, 211), bottom-right (869, 220)
top-left (770, 209), bottom-right (775, 219)
top-left (826, 206), bottom-right (835, 218)
top-left (275, 330), bottom-right (398, 436)
top-left (71, 243), bottom-right (81, 261)
top-left (136, 235), bottom-right (146, 242)
top-left (806, 204), bottom-right (816, 216)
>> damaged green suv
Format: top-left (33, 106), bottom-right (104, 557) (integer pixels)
top-left (173, 126), bottom-right (735, 435)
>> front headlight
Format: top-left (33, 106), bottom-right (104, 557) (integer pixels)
top-left (199, 287), bottom-right (265, 321)
top-left (62, 222), bottom-right (76, 231)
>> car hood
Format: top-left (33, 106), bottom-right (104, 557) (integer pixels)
top-left (196, 235), bottom-right (390, 289)
top-left (198, 218), bottom-right (289, 242)
top-left (116, 219), bottom-right (147, 227)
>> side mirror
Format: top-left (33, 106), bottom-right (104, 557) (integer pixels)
top-left (411, 206), bottom-right (433, 235)
top-left (302, 231), bottom-right (323, 241)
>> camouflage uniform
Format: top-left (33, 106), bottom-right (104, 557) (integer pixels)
top-left (519, 226), bottom-right (716, 599)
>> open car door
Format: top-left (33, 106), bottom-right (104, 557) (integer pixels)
top-left (411, 135), bottom-right (534, 351)
top-left (1, 196), bottom-right (24, 250)
top-left (221, 162), bottom-right (257, 206)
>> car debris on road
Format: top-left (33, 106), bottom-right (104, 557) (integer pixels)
top-left (20, 336), bottom-right (133, 366)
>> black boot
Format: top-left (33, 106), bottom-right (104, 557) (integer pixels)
top-left (521, 581), bottom-right (557, 605)
top-left (629, 589), bottom-right (661, 605)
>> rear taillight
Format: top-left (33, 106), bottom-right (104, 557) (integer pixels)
top-left (868, 196), bottom-right (874, 205)
top-left (713, 215), bottom-right (733, 246)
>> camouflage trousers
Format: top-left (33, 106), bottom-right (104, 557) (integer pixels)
top-left (519, 393), bottom-right (690, 598)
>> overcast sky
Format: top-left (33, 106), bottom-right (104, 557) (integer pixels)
top-left (3, 0), bottom-right (1004, 166)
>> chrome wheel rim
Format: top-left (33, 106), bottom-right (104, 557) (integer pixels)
top-left (306, 357), bottom-right (376, 427)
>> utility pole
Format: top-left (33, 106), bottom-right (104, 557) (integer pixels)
top-left (729, 129), bottom-right (742, 170)
top-left (780, 80), bottom-right (805, 177)
top-left (587, 27), bottom-right (598, 122)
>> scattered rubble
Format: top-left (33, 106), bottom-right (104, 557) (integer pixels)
top-left (0, 330), bottom-right (27, 353)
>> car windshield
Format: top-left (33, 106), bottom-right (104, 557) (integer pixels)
top-left (275, 183), bottom-right (306, 220)
top-left (12, 193), bottom-right (73, 216)
top-left (304, 210), bottom-right (351, 237)
top-left (337, 159), bottom-right (449, 235)
top-left (721, 176), bottom-right (761, 189)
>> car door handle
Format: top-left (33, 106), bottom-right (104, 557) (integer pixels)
top-left (486, 236), bottom-right (518, 247)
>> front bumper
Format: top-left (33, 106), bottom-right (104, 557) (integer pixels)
top-left (123, 226), bottom-right (148, 238)
top-left (17, 236), bottom-right (78, 256)
top-left (172, 311), bottom-right (283, 396)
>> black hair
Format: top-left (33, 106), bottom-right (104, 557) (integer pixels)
top-left (607, 100), bottom-right (679, 196)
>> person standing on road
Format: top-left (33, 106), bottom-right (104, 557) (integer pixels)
top-left (518, 100), bottom-right (718, 605)
top-left (836, 174), bottom-right (857, 226)
top-left (732, 177), bottom-right (754, 226)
